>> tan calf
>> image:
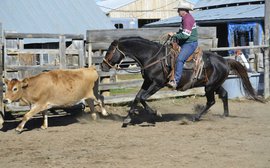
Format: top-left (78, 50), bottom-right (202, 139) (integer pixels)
top-left (3, 66), bottom-right (108, 133)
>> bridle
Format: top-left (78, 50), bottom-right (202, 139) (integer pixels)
top-left (103, 37), bottom-right (172, 70)
top-left (103, 45), bottom-right (126, 70)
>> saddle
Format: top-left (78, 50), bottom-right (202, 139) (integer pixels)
top-left (167, 42), bottom-right (205, 86)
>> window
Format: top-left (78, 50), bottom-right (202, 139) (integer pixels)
top-left (114, 23), bottom-right (123, 29)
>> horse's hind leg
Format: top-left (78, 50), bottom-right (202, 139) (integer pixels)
top-left (193, 89), bottom-right (215, 121)
top-left (216, 86), bottom-right (229, 117)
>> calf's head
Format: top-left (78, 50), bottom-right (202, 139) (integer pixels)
top-left (3, 78), bottom-right (28, 104)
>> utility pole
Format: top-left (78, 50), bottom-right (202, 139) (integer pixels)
top-left (264, 0), bottom-right (270, 98)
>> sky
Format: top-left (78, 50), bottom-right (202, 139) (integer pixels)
top-left (188, 0), bottom-right (199, 4)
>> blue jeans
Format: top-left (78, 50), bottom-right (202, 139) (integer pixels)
top-left (175, 41), bottom-right (198, 84)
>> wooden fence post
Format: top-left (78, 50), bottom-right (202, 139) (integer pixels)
top-left (249, 42), bottom-right (256, 71)
top-left (87, 43), bottom-right (93, 67)
top-left (78, 40), bottom-right (85, 68)
top-left (59, 35), bottom-right (66, 69)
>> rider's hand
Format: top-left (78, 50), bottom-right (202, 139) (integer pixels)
top-left (168, 32), bottom-right (175, 37)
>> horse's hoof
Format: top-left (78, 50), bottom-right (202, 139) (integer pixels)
top-left (122, 123), bottom-right (128, 128)
top-left (122, 115), bottom-right (132, 128)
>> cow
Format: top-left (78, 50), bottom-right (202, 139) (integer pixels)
top-left (3, 66), bottom-right (108, 133)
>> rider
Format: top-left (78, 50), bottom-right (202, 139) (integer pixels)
top-left (168, 2), bottom-right (198, 89)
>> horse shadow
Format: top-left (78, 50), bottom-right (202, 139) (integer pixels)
top-left (126, 110), bottom-right (194, 126)
top-left (100, 106), bottom-right (196, 127)
top-left (111, 105), bottom-right (247, 127)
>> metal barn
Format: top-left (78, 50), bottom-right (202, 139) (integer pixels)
top-left (97, 0), bottom-right (195, 28)
top-left (0, 0), bottom-right (114, 35)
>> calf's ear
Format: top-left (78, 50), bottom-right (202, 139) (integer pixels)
top-left (21, 79), bottom-right (29, 88)
top-left (4, 79), bottom-right (10, 84)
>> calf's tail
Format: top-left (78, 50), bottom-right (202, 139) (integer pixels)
top-left (94, 79), bottom-right (105, 105)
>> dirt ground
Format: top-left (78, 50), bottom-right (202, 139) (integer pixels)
top-left (0, 96), bottom-right (270, 168)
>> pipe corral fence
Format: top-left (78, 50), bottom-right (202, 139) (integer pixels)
top-left (0, 23), bottom-right (269, 126)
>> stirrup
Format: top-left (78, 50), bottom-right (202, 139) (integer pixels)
top-left (168, 79), bottom-right (177, 89)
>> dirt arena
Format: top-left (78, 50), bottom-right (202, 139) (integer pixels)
top-left (1, 96), bottom-right (270, 168)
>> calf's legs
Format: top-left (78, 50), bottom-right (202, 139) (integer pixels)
top-left (16, 104), bottom-right (48, 133)
top-left (85, 97), bottom-right (108, 120)
top-left (41, 111), bottom-right (48, 130)
top-left (85, 80), bottom-right (108, 120)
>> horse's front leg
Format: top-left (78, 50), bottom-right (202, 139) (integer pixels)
top-left (123, 81), bottom-right (162, 127)
top-left (130, 82), bottom-right (162, 115)
top-left (122, 88), bottom-right (146, 127)
top-left (139, 83), bottom-right (162, 116)
top-left (129, 88), bottom-right (146, 115)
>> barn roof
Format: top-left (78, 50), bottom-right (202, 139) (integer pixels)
top-left (0, 0), bottom-right (115, 35)
top-left (97, 0), bottom-right (136, 14)
top-left (195, 0), bottom-right (263, 9)
top-left (145, 3), bottom-right (264, 27)
top-left (195, 4), bottom-right (264, 23)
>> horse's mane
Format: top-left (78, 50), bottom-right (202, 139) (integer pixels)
top-left (119, 36), bottom-right (161, 48)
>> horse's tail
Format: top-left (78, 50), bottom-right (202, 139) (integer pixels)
top-left (226, 59), bottom-right (264, 103)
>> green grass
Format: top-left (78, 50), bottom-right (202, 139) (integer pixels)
top-left (110, 87), bottom-right (139, 95)
top-left (108, 74), bottom-right (142, 95)
top-left (117, 74), bottom-right (142, 80)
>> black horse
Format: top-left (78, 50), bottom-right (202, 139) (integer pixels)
top-left (101, 37), bottom-right (263, 127)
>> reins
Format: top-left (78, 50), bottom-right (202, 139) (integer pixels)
top-left (140, 36), bottom-right (172, 70)
top-left (141, 50), bottom-right (171, 70)
top-left (103, 46), bottom-right (126, 70)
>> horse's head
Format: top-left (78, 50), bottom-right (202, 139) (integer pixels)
top-left (101, 40), bottom-right (125, 72)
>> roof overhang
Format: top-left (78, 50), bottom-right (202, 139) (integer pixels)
top-left (145, 4), bottom-right (264, 27)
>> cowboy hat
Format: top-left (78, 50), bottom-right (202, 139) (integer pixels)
top-left (174, 1), bottom-right (193, 11)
